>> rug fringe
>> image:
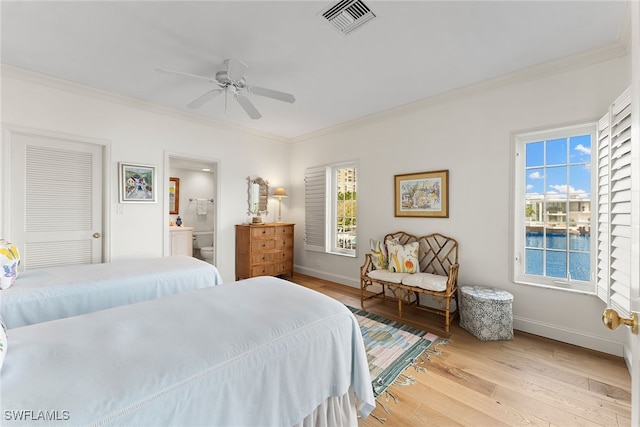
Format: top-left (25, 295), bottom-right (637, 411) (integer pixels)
top-left (371, 340), bottom-right (447, 422)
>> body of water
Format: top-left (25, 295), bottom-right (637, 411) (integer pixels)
top-left (525, 233), bottom-right (590, 282)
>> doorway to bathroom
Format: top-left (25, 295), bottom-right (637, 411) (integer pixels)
top-left (166, 153), bottom-right (218, 266)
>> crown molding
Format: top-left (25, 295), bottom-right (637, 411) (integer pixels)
top-left (0, 64), bottom-right (290, 145)
top-left (291, 40), bottom-right (629, 144)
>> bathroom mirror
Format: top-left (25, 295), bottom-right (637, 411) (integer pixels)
top-left (247, 176), bottom-right (269, 216)
top-left (169, 177), bottom-right (180, 215)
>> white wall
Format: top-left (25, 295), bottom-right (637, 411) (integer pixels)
top-left (1, 68), bottom-right (290, 283)
top-left (290, 55), bottom-right (631, 355)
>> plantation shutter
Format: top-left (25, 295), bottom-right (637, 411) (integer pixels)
top-left (305, 165), bottom-right (328, 252)
top-left (597, 86), bottom-right (633, 317)
top-left (596, 112), bottom-right (610, 301)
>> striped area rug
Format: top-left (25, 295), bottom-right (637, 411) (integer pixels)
top-left (347, 306), bottom-right (445, 399)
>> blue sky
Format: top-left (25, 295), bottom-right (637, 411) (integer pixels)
top-left (525, 134), bottom-right (591, 199)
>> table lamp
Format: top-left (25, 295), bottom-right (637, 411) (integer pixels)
top-left (273, 187), bottom-right (288, 222)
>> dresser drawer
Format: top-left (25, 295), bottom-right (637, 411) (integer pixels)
top-left (252, 252), bottom-right (274, 264)
top-left (251, 264), bottom-right (275, 277)
top-left (251, 226), bottom-right (275, 238)
top-left (252, 240), bottom-right (275, 251)
top-left (274, 225), bottom-right (294, 237)
top-left (273, 250), bottom-right (292, 261)
top-left (274, 261), bottom-right (293, 276)
top-left (274, 236), bottom-right (293, 250)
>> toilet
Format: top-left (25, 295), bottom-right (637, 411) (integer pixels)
top-left (200, 247), bottom-right (214, 263)
top-left (193, 232), bottom-right (215, 264)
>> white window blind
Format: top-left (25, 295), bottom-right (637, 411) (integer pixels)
top-left (597, 86), bottom-right (633, 317)
top-left (305, 165), bottom-right (328, 252)
top-left (596, 112), bottom-right (610, 302)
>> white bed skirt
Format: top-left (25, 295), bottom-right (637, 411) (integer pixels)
top-left (293, 387), bottom-right (358, 427)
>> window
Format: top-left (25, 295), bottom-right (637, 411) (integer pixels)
top-left (305, 162), bottom-right (358, 257)
top-left (331, 164), bottom-right (357, 255)
top-left (513, 123), bottom-right (596, 293)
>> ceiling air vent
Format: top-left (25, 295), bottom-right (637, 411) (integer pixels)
top-left (320, 0), bottom-right (376, 35)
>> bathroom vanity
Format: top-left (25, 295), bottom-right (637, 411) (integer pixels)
top-left (169, 226), bottom-right (193, 257)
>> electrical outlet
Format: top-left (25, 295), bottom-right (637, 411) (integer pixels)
top-left (116, 204), bottom-right (124, 215)
top-left (314, 259), bottom-right (320, 267)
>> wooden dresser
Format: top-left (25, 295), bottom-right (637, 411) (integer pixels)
top-left (235, 223), bottom-right (294, 280)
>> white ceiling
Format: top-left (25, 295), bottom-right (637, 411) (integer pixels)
top-left (0, 1), bottom-right (629, 140)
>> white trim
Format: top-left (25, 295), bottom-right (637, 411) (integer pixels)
top-left (513, 315), bottom-right (624, 357)
top-left (294, 264), bottom-right (360, 289)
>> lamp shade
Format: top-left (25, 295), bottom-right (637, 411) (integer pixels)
top-left (273, 187), bottom-right (288, 198)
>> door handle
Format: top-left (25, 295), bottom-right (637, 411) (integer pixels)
top-left (93, 232), bottom-right (101, 238)
top-left (602, 308), bottom-right (638, 334)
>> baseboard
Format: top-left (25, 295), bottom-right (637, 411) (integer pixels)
top-left (513, 315), bottom-right (625, 357)
top-left (294, 265), bottom-right (360, 288)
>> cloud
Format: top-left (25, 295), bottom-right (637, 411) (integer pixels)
top-left (528, 171), bottom-right (543, 179)
top-left (526, 184), bottom-right (534, 190)
top-left (574, 144), bottom-right (591, 155)
top-left (548, 184), bottom-right (589, 198)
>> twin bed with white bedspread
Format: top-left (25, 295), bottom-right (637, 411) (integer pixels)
top-left (0, 256), bottom-right (223, 329)
top-left (0, 259), bottom-right (375, 426)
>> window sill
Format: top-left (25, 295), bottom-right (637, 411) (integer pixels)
top-left (514, 277), bottom-right (595, 296)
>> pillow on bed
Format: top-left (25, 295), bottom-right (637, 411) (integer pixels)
top-left (369, 239), bottom-right (388, 270)
top-left (386, 240), bottom-right (419, 273)
top-left (0, 315), bottom-right (7, 371)
top-left (0, 239), bottom-right (20, 290)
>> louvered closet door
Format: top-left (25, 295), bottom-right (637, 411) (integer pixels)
top-left (10, 132), bottom-right (103, 269)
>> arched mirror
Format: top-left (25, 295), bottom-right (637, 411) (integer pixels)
top-left (247, 177), bottom-right (269, 216)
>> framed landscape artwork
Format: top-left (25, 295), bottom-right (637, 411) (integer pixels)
top-left (394, 170), bottom-right (449, 218)
top-left (119, 163), bottom-right (156, 203)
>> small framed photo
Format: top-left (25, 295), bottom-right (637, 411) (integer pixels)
top-left (394, 170), bottom-right (449, 218)
top-left (119, 162), bottom-right (157, 203)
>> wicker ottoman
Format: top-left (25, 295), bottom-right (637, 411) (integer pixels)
top-left (459, 286), bottom-right (514, 341)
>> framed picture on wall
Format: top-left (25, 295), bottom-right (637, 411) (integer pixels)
top-left (394, 170), bottom-right (449, 218)
top-left (169, 177), bottom-right (180, 214)
top-left (119, 162), bottom-right (157, 203)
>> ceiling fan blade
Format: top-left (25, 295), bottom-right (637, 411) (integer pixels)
top-left (234, 94), bottom-right (262, 119)
top-left (155, 68), bottom-right (216, 83)
top-left (225, 58), bottom-right (248, 83)
top-left (187, 89), bottom-right (224, 109)
top-left (248, 85), bottom-right (296, 103)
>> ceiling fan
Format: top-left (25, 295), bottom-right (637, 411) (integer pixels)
top-left (156, 58), bottom-right (295, 119)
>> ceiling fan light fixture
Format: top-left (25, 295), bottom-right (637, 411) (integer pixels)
top-left (156, 58), bottom-right (295, 120)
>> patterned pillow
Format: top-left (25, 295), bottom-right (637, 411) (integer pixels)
top-left (386, 240), bottom-right (419, 273)
top-left (0, 315), bottom-right (7, 371)
top-left (369, 239), bottom-right (388, 270)
top-left (0, 239), bottom-right (20, 290)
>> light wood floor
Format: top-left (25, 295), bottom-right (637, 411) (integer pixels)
top-left (289, 273), bottom-right (632, 427)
